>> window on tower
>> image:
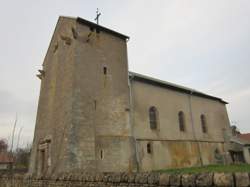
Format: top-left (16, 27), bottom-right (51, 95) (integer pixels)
top-left (147, 142), bottom-right (152, 154)
top-left (103, 67), bottom-right (107, 75)
top-left (100, 150), bottom-right (104, 160)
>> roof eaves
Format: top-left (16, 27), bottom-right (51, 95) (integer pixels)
top-left (129, 71), bottom-right (228, 104)
top-left (76, 17), bottom-right (129, 40)
top-left (230, 138), bottom-right (250, 146)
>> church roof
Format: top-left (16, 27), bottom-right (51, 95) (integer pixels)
top-left (76, 17), bottom-right (129, 40)
top-left (129, 72), bottom-right (228, 104)
top-left (0, 153), bottom-right (14, 164)
top-left (238, 133), bottom-right (250, 142)
top-left (230, 136), bottom-right (250, 146)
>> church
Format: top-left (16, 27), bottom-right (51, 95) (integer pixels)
top-left (29, 16), bottom-right (231, 176)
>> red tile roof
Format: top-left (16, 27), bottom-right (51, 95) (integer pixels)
top-left (238, 133), bottom-right (250, 142)
top-left (0, 152), bottom-right (14, 163)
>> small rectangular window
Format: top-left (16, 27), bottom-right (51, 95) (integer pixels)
top-left (103, 67), bottom-right (107, 75)
top-left (94, 100), bottom-right (97, 110)
top-left (100, 150), bottom-right (104, 159)
top-left (147, 142), bottom-right (152, 154)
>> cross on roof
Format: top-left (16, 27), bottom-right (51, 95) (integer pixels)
top-left (94, 8), bottom-right (101, 25)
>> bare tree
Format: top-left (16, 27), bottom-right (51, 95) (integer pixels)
top-left (16, 127), bottom-right (23, 150)
top-left (14, 144), bottom-right (31, 170)
top-left (10, 114), bottom-right (18, 154)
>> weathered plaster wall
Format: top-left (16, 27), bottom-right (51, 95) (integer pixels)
top-left (72, 21), bottom-right (136, 172)
top-left (29, 17), bottom-right (76, 176)
top-left (137, 141), bottom-right (225, 171)
top-left (130, 80), bottom-right (230, 171)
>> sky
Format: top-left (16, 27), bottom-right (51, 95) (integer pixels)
top-left (0, 0), bottom-right (249, 148)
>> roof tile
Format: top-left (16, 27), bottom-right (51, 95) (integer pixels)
top-left (0, 152), bottom-right (14, 163)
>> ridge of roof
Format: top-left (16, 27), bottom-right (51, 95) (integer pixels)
top-left (129, 71), bottom-right (228, 104)
top-left (42, 16), bottom-right (129, 66)
top-left (238, 133), bottom-right (250, 142)
top-left (76, 17), bottom-right (129, 40)
top-left (0, 153), bottom-right (14, 163)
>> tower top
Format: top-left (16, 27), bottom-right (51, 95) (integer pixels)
top-left (76, 17), bottom-right (129, 40)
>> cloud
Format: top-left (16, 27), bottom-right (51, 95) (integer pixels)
top-left (0, 90), bottom-right (36, 148)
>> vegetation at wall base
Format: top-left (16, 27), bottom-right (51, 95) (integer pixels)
top-left (157, 164), bottom-right (250, 174)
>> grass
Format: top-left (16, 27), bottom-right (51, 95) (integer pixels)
top-left (157, 164), bottom-right (250, 174)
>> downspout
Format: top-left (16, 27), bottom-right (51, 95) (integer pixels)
top-left (128, 75), bottom-right (140, 172)
top-left (188, 91), bottom-right (203, 166)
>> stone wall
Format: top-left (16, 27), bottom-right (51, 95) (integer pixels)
top-left (1, 172), bottom-right (250, 187)
top-left (131, 79), bottom-right (231, 171)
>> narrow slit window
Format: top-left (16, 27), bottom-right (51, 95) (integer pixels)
top-left (103, 67), bottom-right (107, 75)
top-left (147, 143), bottom-right (152, 154)
top-left (94, 100), bottom-right (97, 110)
top-left (100, 150), bottom-right (104, 160)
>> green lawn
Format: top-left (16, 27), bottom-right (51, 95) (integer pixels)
top-left (157, 164), bottom-right (250, 174)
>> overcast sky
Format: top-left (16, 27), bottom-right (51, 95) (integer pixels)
top-left (0, 0), bottom-right (249, 148)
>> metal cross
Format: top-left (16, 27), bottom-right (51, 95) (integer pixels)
top-left (95, 8), bottom-right (101, 25)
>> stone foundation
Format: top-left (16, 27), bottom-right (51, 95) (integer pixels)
top-left (0, 172), bottom-right (250, 187)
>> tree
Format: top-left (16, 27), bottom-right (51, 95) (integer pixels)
top-left (231, 125), bottom-right (240, 136)
top-left (14, 145), bottom-right (31, 170)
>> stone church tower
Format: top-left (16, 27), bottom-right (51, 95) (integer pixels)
top-left (29, 16), bottom-right (137, 176)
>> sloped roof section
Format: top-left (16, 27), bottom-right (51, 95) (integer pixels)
top-left (0, 153), bottom-right (14, 164)
top-left (238, 133), bottom-right (250, 142)
top-left (76, 17), bottom-right (129, 40)
top-left (129, 72), bottom-right (228, 104)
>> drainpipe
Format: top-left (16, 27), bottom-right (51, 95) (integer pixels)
top-left (188, 91), bottom-right (203, 166)
top-left (128, 75), bottom-right (140, 172)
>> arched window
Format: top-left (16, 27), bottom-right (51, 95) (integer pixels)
top-left (178, 111), bottom-right (185, 132)
top-left (149, 106), bottom-right (158, 129)
top-left (201, 114), bottom-right (207, 133)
